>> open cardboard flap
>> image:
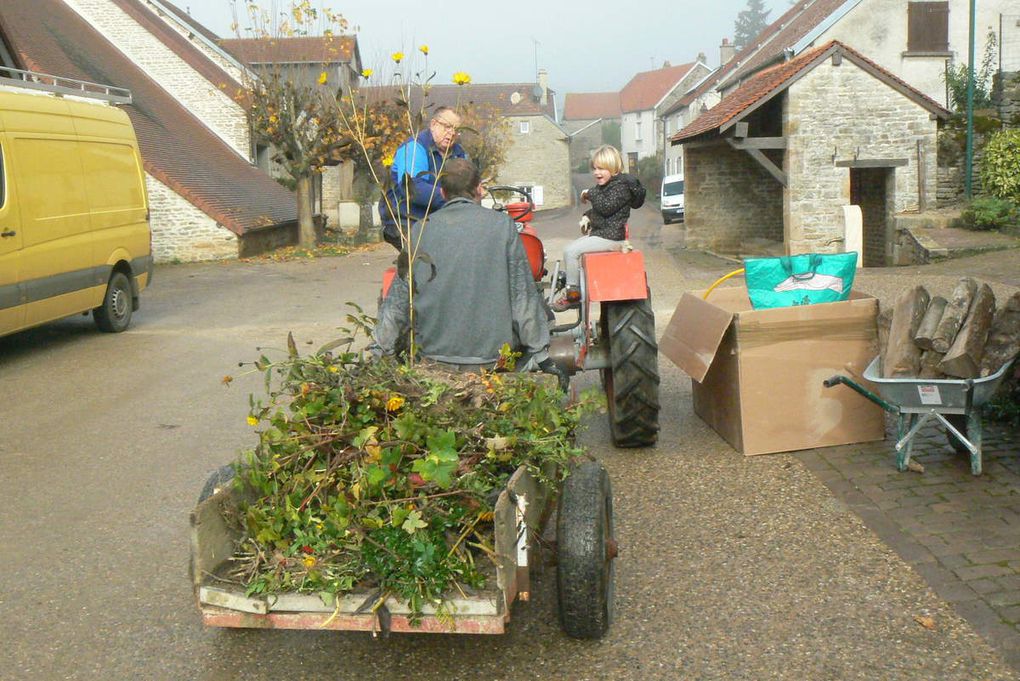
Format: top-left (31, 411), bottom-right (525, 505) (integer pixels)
top-left (660, 288), bottom-right (743, 381)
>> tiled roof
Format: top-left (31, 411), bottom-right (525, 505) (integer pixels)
top-left (108, 0), bottom-right (243, 94)
top-left (619, 61), bottom-right (696, 113)
top-left (661, 0), bottom-right (847, 118)
top-left (672, 41), bottom-right (949, 143)
top-left (562, 92), bottom-right (621, 120)
top-left (0, 0), bottom-right (297, 235)
top-left (360, 83), bottom-right (557, 119)
top-left (220, 36), bottom-right (357, 65)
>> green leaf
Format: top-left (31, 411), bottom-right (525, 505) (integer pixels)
top-left (401, 509), bottom-right (428, 534)
top-left (365, 464), bottom-right (389, 488)
top-left (390, 507), bottom-right (410, 528)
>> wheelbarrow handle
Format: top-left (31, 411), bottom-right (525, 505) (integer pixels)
top-left (822, 375), bottom-right (899, 414)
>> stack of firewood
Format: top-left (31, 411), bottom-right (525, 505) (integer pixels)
top-left (879, 278), bottom-right (1020, 379)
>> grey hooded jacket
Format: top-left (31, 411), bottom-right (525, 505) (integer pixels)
top-left (371, 198), bottom-right (550, 367)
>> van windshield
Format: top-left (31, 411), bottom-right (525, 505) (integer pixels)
top-left (663, 180), bottom-right (684, 195)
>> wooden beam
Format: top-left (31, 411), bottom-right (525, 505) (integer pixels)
top-left (727, 136), bottom-right (787, 150)
top-left (734, 121), bottom-right (749, 138)
top-left (727, 138), bottom-right (787, 186)
top-left (834, 158), bottom-right (908, 168)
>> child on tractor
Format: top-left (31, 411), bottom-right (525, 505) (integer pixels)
top-left (551, 145), bottom-right (646, 312)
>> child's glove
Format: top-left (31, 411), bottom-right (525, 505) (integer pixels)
top-left (579, 215), bottom-right (591, 235)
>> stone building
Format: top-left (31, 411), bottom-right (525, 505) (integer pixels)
top-left (561, 93), bottom-right (622, 169)
top-left (672, 41), bottom-right (949, 266)
top-left (0, 0), bottom-right (303, 262)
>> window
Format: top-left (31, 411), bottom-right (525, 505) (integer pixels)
top-left (907, 2), bottom-right (949, 53)
top-left (519, 121), bottom-right (530, 134)
top-left (634, 120), bottom-right (642, 141)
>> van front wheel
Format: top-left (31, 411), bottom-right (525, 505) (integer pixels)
top-left (94, 272), bottom-right (133, 333)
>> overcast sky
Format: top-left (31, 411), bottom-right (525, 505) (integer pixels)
top-left (179, 0), bottom-right (789, 95)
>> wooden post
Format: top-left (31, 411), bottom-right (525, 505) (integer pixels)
top-left (884, 285), bottom-right (930, 378)
top-left (932, 277), bottom-right (978, 353)
top-left (877, 307), bottom-right (893, 375)
top-left (914, 296), bottom-right (947, 350)
top-left (980, 291), bottom-right (1020, 377)
top-left (938, 283), bottom-right (996, 378)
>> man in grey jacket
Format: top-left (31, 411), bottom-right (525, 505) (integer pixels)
top-left (371, 159), bottom-right (559, 378)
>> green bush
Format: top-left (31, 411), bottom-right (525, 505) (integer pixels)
top-left (979, 129), bottom-right (1020, 202)
top-left (957, 196), bottom-right (1020, 231)
top-left (635, 153), bottom-right (663, 199)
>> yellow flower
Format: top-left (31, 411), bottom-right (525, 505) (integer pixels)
top-left (246, 415), bottom-right (258, 426)
top-left (382, 155), bottom-right (394, 168)
top-left (303, 556), bottom-right (317, 568)
top-left (268, 114), bottom-right (278, 124)
top-left (392, 51), bottom-right (404, 64)
top-left (419, 45), bottom-right (429, 55)
top-left (328, 365), bottom-right (339, 373)
top-left (317, 71), bottom-right (328, 85)
top-left (386, 395), bottom-right (405, 412)
top-left (452, 71), bottom-right (471, 86)
top-left (361, 68), bottom-right (373, 79)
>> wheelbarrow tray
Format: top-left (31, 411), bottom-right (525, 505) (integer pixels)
top-left (861, 355), bottom-right (1013, 414)
top-left (189, 465), bottom-right (553, 635)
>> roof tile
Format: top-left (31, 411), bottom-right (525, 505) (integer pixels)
top-left (562, 92), bottom-right (621, 120)
top-left (619, 61), bottom-right (696, 112)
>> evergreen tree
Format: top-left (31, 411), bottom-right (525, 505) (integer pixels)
top-left (734, 0), bottom-right (771, 49)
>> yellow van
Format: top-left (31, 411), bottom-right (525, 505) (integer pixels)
top-left (0, 69), bottom-right (152, 338)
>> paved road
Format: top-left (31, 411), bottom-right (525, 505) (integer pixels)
top-left (1, 206), bottom-right (1016, 680)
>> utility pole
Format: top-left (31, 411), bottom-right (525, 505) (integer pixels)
top-left (532, 38), bottom-right (540, 79)
top-left (964, 0), bottom-right (976, 198)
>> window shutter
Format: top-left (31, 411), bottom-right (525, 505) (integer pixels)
top-left (907, 2), bottom-right (949, 53)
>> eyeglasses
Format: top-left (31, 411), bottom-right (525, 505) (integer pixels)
top-left (432, 118), bottom-right (459, 133)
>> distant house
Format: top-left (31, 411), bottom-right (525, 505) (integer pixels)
top-left (618, 58), bottom-right (712, 171)
top-left (663, 0), bottom-right (1017, 178)
top-left (0, 0), bottom-right (299, 261)
top-left (671, 41), bottom-right (949, 264)
top-left (362, 71), bottom-right (572, 210)
top-left (561, 92), bottom-right (622, 169)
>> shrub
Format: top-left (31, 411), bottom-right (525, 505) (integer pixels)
top-left (957, 196), bottom-right (1020, 231)
top-left (979, 129), bottom-right (1020, 202)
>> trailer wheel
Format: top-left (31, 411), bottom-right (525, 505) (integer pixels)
top-left (601, 298), bottom-right (659, 447)
top-left (557, 460), bottom-right (615, 640)
top-left (93, 272), bottom-right (133, 333)
top-left (198, 464), bottom-right (236, 504)
top-left (945, 414), bottom-right (970, 455)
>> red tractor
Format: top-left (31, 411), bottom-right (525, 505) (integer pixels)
top-left (380, 187), bottom-right (660, 448)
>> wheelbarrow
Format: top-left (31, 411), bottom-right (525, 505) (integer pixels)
top-left (823, 356), bottom-right (1016, 475)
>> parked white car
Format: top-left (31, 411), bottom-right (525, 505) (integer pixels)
top-left (660, 174), bottom-right (684, 224)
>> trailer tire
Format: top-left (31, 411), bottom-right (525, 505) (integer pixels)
top-left (557, 460), bottom-right (615, 640)
top-left (93, 271), bottom-right (133, 333)
top-left (945, 414), bottom-right (970, 455)
top-left (601, 298), bottom-right (659, 447)
top-left (198, 464), bottom-right (236, 504)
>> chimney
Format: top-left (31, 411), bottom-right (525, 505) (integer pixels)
top-left (662, 60), bottom-right (672, 68)
top-left (696, 52), bottom-right (706, 65)
top-left (537, 68), bottom-right (548, 106)
top-left (719, 38), bottom-right (736, 66)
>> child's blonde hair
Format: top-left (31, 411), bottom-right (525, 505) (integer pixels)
top-left (590, 145), bottom-right (623, 174)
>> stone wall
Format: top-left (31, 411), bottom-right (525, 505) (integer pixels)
top-left (785, 57), bottom-right (939, 254)
top-left (64, 0), bottom-right (250, 158)
top-left (146, 175), bottom-right (238, 263)
top-left (994, 71), bottom-right (1020, 124)
top-left (496, 115), bottom-right (571, 209)
top-left (683, 142), bottom-right (783, 252)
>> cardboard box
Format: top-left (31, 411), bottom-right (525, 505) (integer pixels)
top-left (660, 287), bottom-right (886, 455)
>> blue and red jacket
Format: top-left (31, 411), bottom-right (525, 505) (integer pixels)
top-left (378, 129), bottom-right (467, 246)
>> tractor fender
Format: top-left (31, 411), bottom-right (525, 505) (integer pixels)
top-left (583, 251), bottom-right (649, 302)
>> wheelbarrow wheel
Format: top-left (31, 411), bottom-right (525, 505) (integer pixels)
top-left (198, 464), bottom-right (236, 504)
top-left (601, 298), bottom-right (660, 447)
top-left (557, 460), bottom-right (615, 640)
top-left (945, 414), bottom-right (969, 455)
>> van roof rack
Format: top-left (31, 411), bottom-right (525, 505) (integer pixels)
top-left (0, 67), bottom-right (132, 104)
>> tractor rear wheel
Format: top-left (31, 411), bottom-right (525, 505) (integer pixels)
top-left (601, 298), bottom-right (659, 447)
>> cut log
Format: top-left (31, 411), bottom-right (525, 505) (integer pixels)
top-left (877, 307), bottom-right (893, 374)
top-left (884, 285), bottom-right (930, 378)
top-left (980, 291), bottom-right (1020, 377)
top-left (914, 296), bottom-right (947, 350)
top-left (938, 284), bottom-right (996, 378)
top-left (918, 349), bottom-right (946, 379)
top-left (931, 278), bottom-right (977, 353)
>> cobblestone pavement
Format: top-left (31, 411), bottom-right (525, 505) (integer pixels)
top-left (795, 419), bottom-right (1020, 671)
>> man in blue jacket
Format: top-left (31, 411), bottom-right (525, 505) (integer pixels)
top-left (379, 106), bottom-right (468, 249)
